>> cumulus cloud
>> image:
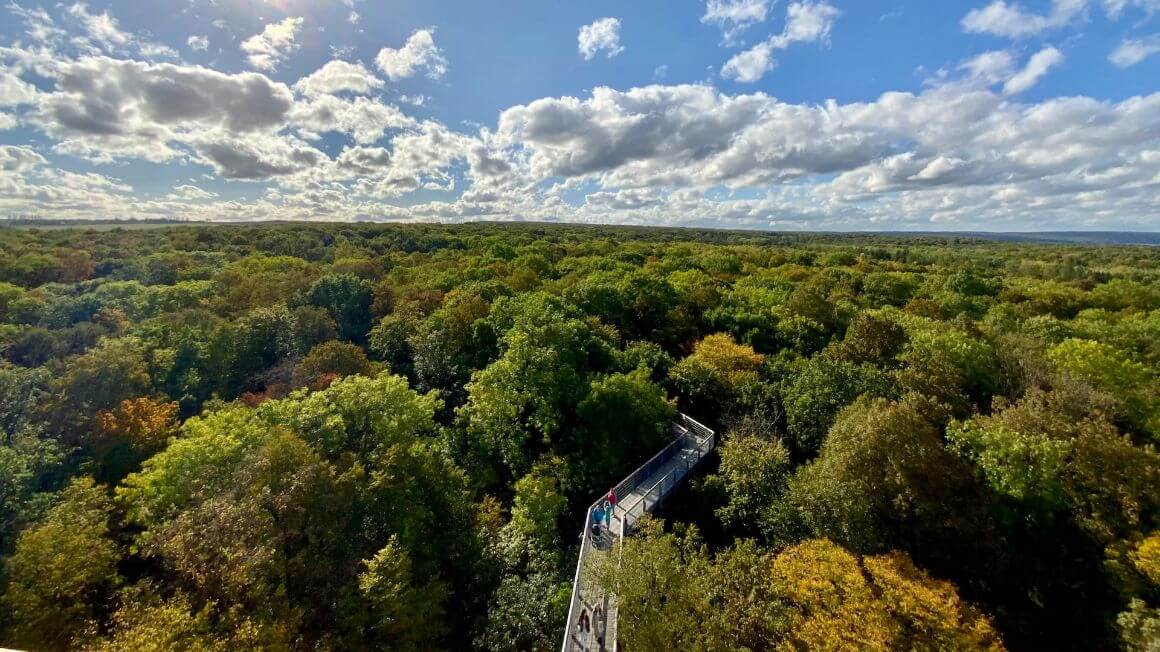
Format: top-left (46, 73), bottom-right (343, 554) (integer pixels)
top-left (961, 0), bottom-right (1086, 39)
top-left (27, 57), bottom-right (294, 162)
top-left (374, 29), bottom-right (447, 80)
top-left (190, 131), bottom-right (323, 180)
top-left (352, 121), bottom-right (478, 196)
top-left (336, 145), bottom-right (392, 175)
top-left (1004, 46), bottom-right (1064, 94)
top-left (721, 1), bottom-right (840, 82)
top-left (578, 18), bottom-right (625, 60)
top-left (290, 94), bottom-right (414, 144)
top-left (1, 1), bottom-right (1159, 230)
top-left (167, 184), bottom-right (217, 200)
top-left (0, 145), bottom-right (47, 172)
top-left (241, 17), bottom-right (303, 71)
top-left (187, 35), bottom-right (209, 51)
top-left (702, 0), bottom-right (770, 44)
top-left (293, 60), bottom-right (384, 97)
top-left (0, 71), bottom-right (39, 106)
top-left (139, 42), bottom-right (178, 60)
top-left (491, 80), bottom-right (1160, 230)
top-left (1109, 34), bottom-right (1160, 66)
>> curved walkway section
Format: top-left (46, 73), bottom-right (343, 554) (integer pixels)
top-left (561, 413), bottom-right (716, 652)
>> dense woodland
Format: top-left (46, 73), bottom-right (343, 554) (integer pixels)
top-left (0, 222), bottom-right (1157, 651)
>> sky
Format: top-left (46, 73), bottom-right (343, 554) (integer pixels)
top-left (1, 0), bottom-right (1159, 231)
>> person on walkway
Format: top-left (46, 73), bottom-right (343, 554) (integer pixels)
top-left (608, 489), bottom-right (618, 512)
top-left (602, 499), bottom-right (612, 528)
top-left (591, 504), bottom-right (604, 539)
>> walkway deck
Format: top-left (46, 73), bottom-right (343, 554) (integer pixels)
top-left (561, 413), bottom-right (716, 652)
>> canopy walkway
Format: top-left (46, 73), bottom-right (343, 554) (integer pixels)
top-left (561, 413), bottom-right (716, 652)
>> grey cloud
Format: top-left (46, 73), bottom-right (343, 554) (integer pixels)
top-left (337, 145), bottom-right (392, 174)
top-left (0, 144), bottom-right (47, 171)
top-left (191, 133), bottom-right (324, 180)
top-left (45, 58), bottom-right (294, 133)
top-left (289, 94), bottom-right (413, 144)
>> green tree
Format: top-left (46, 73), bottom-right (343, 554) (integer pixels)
top-left (2, 478), bottom-right (121, 650)
top-left (460, 293), bottom-right (615, 481)
top-left (781, 357), bottom-right (894, 456)
top-left (499, 458), bottom-right (568, 572)
top-left (574, 368), bottom-right (675, 492)
top-left (710, 430), bottom-right (792, 537)
top-left (668, 333), bottom-right (764, 415)
top-left (305, 274), bottom-right (374, 343)
top-left (50, 336), bottom-right (153, 436)
top-left (826, 311), bottom-right (907, 366)
top-left (1048, 338), bottom-right (1159, 439)
top-left (357, 536), bottom-right (449, 650)
top-left (788, 396), bottom-right (983, 554)
top-left (291, 340), bottom-right (378, 389)
top-left (477, 573), bottom-right (569, 652)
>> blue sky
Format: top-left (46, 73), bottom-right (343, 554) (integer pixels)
top-left (1, 0), bottom-right (1159, 230)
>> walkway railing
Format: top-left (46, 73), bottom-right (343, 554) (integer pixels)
top-left (561, 413), bottom-right (716, 652)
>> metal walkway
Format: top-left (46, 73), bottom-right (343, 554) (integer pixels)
top-left (561, 413), bottom-right (716, 652)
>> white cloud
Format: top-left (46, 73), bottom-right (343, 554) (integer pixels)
top-left (350, 121), bottom-right (478, 196)
top-left (241, 17), bottom-right (303, 71)
top-left (0, 71), bottom-right (39, 106)
top-left (293, 60), bottom-right (384, 97)
top-left (491, 81), bottom-right (1160, 231)
top-left (290, 94), bottom-right (414, 144)
top-left (2, 5), bottom-right (1159, 230)
top-left (374, 29), bottom-right (447, 81)
top-left (139, 42), bottom-right (178, 60)
top-left (702, 0), bottom-right (770, 44)
top-left (187, 35), bottom-right (209, 51)
top-left (721, 41), bottom-right (779, 82)
top-left (961, 0), bottom-right (1086, 39)
top-left (28, 57), bottom-right (295, 163)
top-left (959, 50), bottom-right (1016, 84)
top-left (189, 130), bottom-right (323, 180)
top-left (722, 1), bottom-right (840, 82)
top-left (0, 145), bottom-right (46, 172)
top-left (349, 11), bottom-right (360, 25)
top-left (578, 17), bottom-right (625, 60)
top-left (1103, 0), bottom-right (1160, 18)
top-left (1004, 46), bottom-right (1064, 94)
top-left (7, 4), bottom-right (67, 46)
top-left (773, 0), bottom-right (842, 46)
top-left (0, 113), bottom-right (16, 130)
top-left (66, 2), bottom-right (130, 49)
top-left (1109, 34), bottom-right (1160, 66)
top-left (336, 145), bottom-right (392, 175)
top-left (167, 184), bottom-right (217, 200)
top-left (953, 47), bottom-right (1063, 94)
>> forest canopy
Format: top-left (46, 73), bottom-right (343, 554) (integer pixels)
top-left (0, 222), bottom-right (1157, 651)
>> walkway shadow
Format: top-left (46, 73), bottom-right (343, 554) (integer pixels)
top-left (587, 523), bottom-right (617, 552)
